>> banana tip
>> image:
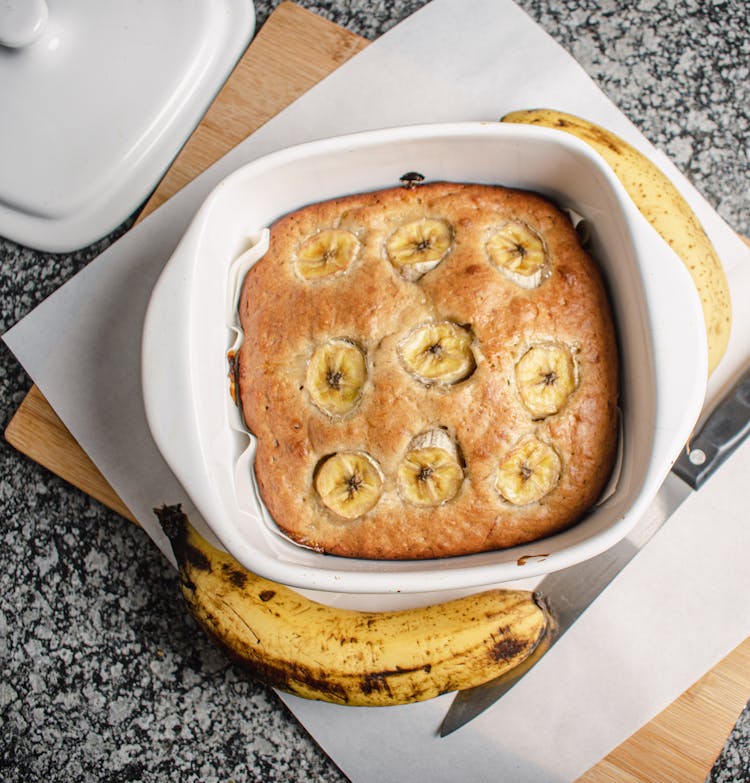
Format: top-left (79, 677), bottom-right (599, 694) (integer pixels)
top-left (154, 503), bottom-right (188, 546)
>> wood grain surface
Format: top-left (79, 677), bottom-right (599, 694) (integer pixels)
top-left (4, 4), bottom-right (749, 780)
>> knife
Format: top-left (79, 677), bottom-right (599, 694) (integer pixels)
top-left (439, 362), bottom-right (750, 737)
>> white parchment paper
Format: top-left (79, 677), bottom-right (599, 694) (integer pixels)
top-left (4, 0), bottom-right (750, 780)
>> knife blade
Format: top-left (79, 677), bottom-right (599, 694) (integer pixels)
top-left (439, 362), bottom-right (750, 737)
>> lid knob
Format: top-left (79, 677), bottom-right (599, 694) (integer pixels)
top-left (0, 0), bottom-right (48, 48)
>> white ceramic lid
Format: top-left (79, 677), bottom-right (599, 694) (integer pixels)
top-left (0, 0), bottom-right (255, 252)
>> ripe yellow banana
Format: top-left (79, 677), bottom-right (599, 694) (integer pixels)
top-left (501, 108), bottom-right (731, 375)
top-left (156, 505), bottom-right (551, 707)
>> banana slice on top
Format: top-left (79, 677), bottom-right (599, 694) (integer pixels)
top-left (486, 221), bottom-right (549, 288)
top-left (314, 451), bottom-right (384, 519)
top-left (296, 228), bottom-right (360, 280)
top-left (398, 428), bottom-right (464, 507)
top-left (398, 321), bottom-right (476, 385)
top-left (496, 437), bottom-right (561, 506)
top-left (386, 218), bottom-right (453, 281)
top-left (515, 343), bottom-right (577, 418)
top-left (306, 338), bottom-right (367, 417)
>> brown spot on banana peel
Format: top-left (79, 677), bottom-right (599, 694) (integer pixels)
top-left (361, 664), bottom-right (433, 697)
top-left (483, 611), bottom-right (555, 688)
top-left (490, 629), bottom-right (528, 662)
top-left (221, 562), bottom-right (248, 589)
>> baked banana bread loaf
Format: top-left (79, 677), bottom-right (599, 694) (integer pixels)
top-left (237, 181), bottom-right (618, 559)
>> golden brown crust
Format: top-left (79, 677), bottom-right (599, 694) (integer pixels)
top-left (237, 182), bottom-right (619, 559)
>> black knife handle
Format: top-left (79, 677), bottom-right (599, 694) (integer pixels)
top-left (672, 365), bottom-right (750, 490)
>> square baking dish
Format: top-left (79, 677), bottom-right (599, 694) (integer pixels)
top-left (142, 122), bottom-right (706, 594)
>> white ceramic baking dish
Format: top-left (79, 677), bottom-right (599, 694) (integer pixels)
top-left (142, 122), bottom-right (707, 594)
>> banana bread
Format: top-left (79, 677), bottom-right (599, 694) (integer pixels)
top-left (237, 181), bottom-right (619, 560)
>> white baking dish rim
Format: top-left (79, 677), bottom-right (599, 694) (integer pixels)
top-left (142, 122), bottom-right (707, 594)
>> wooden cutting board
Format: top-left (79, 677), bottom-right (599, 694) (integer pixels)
top-left (5, 4), bottom-right (750, 781)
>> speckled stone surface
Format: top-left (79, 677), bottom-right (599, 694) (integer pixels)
top-left (1, 1), bottom-right (749, 781)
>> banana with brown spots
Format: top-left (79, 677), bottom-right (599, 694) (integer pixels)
top-left (157, 505), bottom-right (551, 706)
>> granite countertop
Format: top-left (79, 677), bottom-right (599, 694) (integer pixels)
top-left (1, 1), bottom-right (749, 781)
